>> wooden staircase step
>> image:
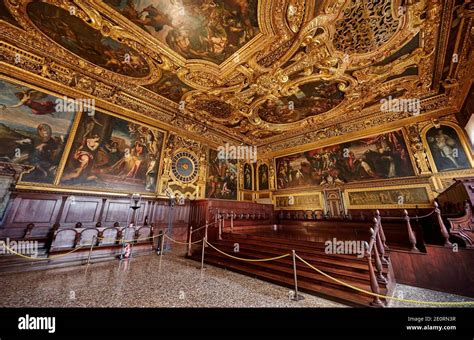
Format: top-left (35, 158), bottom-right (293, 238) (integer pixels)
top-left (207, 242), bottom-right (386, 286)
top-left (188, 232), bottom-right (395, 307)
top-left (216, 238), bottom-right (375, 269)
top-left (224, 233), bottom-right (372, 261)
top-left (189, 251), bottom-right (383, 307)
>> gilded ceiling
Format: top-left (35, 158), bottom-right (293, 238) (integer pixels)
top-left (0, 0), bottom-right (473, 153)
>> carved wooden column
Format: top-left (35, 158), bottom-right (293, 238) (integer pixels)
top-left (0, 162), bottom-right (33, 226)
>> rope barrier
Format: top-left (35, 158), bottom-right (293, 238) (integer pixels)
top-left (205, 240), bottom-right (291, 262)
top-left (4, 232), bottom-right (473, 306)
top-left (381, 210), bottom-right (436, 221)
top-left (164, 234), bottom-right (202, 245)
top-left (1, 244), bottom-right (85, 261)
top-left (295, 254), bottom-right (474, 306)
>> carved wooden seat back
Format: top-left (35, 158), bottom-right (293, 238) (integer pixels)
top-left (100, 227), bottom-right (119, 245)
top-left (51, 229), bottom-right (77, 249)
top-left (136, 226), bottom-right (151, 242)
top-left (79, 228), bottom-right (99, 246)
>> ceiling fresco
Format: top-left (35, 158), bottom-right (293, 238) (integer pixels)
top-left (27, 1), bottom-right (151, 78)
top-left (144, 70), bottom-right (193, 103)
top-left (0, 0), bottom-right (472, 152)
top-left (256, 81), bottom-right (345, 124)
top-left (103, 0), bottom-right (259, 64)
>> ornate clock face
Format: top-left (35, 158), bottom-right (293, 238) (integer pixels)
top-left (171, 151), bottom-right (199, 183)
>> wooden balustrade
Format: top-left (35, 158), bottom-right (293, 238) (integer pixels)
top-left (434, 202), bottom-right (452, 247)
top-left (403, 209), bottom-right (420, 252)
top-left (365, 217), bottom-right (388, 307)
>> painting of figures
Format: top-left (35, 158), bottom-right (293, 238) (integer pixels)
top-left (27, 2), bottom-right (149, 78)
top-left (257, 81), bottom-right (345, 124)
top-left (61, 111), bottom-right (164, 192)
top-left (426, 126), bottom-right (470, 172)
top-left (348, 188), bottom-right (430, 206)
top-left (276, 130), bottom-right (414, 189)
top-left (104, 0), bottom-right (259, 64)
top-left (243, 163), bottom-right (252, 190)
top-left (258, 164), bottom-right (269, 190)
top-left (0, 79), bottom-right (76, 184)
top-left (145, 70), bottom-right (193, 103)
top-left (206, 149), bottom-right (237, 199)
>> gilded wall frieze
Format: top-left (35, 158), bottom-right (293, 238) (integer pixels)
top-left (0, 0), bottom-right (472, 157)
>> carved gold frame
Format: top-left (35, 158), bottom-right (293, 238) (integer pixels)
top-left (273, 191), bottom-right (324, 211)
top-left (271, 126), bottom-right (418, 191)
top-left (0, 74), bottom-right (168, 196)
top-left (420, 120), bottom-right (474, 173)
top-left (343, 183), bottom-right (434, 209)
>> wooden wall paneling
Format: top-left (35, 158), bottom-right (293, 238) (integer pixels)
top-left (390, 246), bottom-right (474, 297)
top-left (2, 192), bottom-right (63, 238)
top-left (60, 196), bottom-right (103, 228)
top-left (101, 199), bottom-right (131, 227)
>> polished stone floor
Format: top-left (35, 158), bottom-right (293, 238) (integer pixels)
top-left (0, 246), bottom-right (471, 308)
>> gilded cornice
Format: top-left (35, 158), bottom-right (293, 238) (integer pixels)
top-left (0, 0), bottom-right (472, 156)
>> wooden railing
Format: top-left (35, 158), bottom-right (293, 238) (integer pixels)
top-left (365, 217), bottom-right (389, 307)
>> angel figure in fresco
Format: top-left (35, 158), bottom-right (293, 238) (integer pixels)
top-left (0, 89), bottom-right (56, 115)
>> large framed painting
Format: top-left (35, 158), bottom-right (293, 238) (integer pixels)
top-left (425, 125), bottom-right (471, 172)
top-left (276, 130), bottom-right (414, 189)
top-left (258, 164), bottom-right (269, 190)
top-left (61, 111), bottom-right (165, 193)
top-left (0, 78), bottom-right (76, 184)
top-left (206, 149), bottom-right (237, 200)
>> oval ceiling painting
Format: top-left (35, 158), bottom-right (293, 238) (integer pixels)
top-left (257, 81), bottom-right (345, 124)
top-left (104, 0), bottom-right (260, 64)
top-left (27, 2), bottom-right (150, 78)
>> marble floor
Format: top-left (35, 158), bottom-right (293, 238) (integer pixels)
top-left (0, 246), bottom-right (471, 308)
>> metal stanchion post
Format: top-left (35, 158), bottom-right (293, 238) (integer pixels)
top-left (204, 221), bottom-right (208, 248)
top-left (230, 212), bottom-right (234, 232)
top-left (201, 235), bottom-right (206, 270)
top-left (218, 216), bottom-right (222, 240)
top-left (291, 250), bottom-right (304, 301)
top-left (86, 235), bottom-right (96, 266)
top-left (187, 226), bottom-right (193, 257)
top-left (159, 231), bottom-right (165, 257)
